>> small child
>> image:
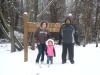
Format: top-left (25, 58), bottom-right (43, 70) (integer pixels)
top-left (45, 39), bottom-right (56, 65)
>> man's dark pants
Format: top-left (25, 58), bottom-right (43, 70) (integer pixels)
top-left (62, 43), bottom-right (74, 63)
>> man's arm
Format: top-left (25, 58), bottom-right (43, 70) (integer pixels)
top-left (73, 25), bottom-right (80, 46)
top-left (58, 25), bottom-right (63, 45)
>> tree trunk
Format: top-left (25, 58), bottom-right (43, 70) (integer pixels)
top-left (50, 1), bottom-right (57, 23)
top-left (83, 13), bottom-right (88, 47)
top-left (10, 4), bottom-right (16, 52)
top-left (31, 0), bottom-right (38, 50)
top-left (95, 5), bottom-right (99, 47)
top-left (0, 6), bottom-right (23, 51)
top-left (0, 23), bottom-right (20, 50)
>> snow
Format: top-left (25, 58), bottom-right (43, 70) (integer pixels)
top-left (0, 43), bottom-right (100, 75)
top-left (68, 13), bottom-right (72, 16)
top-left (24, 12), bottom-right (28, 15)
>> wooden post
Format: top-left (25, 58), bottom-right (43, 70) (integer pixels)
top-left (23, 12), bottom-right (28, 62)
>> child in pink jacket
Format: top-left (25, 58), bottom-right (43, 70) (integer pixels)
top-left (45, 39), bottom-right (56, 65)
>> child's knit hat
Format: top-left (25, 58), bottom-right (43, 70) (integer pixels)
top-left (46, 39), bottom-right (54, 45)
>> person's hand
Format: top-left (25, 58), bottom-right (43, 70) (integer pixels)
top-left (58, 41), bottom-right (61, 45)
top-left (37, 41), bottom-right (40, 45)
top-left (76, 41), bottom-right (80, 46)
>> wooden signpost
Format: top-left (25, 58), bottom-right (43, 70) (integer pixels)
top-left (23, 13), bottom-right (62, 62)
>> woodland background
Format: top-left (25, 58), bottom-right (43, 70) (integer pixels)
top-left (0, 0), bottom-right (100, 51)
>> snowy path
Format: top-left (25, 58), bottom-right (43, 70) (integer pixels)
top-left (0, 44), bottom-right (100, 75)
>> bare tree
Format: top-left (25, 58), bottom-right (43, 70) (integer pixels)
top-left (95, 0), bottom-right (100, 47)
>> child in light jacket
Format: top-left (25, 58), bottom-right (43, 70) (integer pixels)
top-left (45, 39), bottom-right (56, 65)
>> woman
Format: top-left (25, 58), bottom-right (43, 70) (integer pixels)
top-left (34, 21), bottom-right (50, 63)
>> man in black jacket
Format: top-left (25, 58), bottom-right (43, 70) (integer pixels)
top-left (58, 17), bottom-right (80, 64)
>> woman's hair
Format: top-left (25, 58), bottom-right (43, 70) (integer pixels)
top-left (40, 21), bottom-right (48, 27)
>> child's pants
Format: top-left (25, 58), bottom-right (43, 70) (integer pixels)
top-left (47, 56), bottom-right (53, 64)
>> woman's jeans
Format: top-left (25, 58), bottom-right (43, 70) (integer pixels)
top-left (36, 44), bottom-right (46, 63)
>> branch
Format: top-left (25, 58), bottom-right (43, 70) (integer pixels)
top-left (37, 0), bottom-right (56, 18)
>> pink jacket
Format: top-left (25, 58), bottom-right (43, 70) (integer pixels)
top-left (46, 45), bottom-right (55, 56)
top-left (45, 39), bottom-right (56, 57)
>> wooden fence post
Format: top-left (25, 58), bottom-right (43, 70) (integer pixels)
top-left (23, 12), bottom-right (28, 62)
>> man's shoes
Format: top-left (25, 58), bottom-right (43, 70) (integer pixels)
top-left (36, 61), bottom-right (39, 64)
top-left (62, 61), bottom-right (66, 64)
top-left (71, 61), bottom-right (75, 64)
top-left (41, 61), bottom-right (44, 64)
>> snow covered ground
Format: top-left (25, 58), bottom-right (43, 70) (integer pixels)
top-left (0, 43), bottom-right (100, 75)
